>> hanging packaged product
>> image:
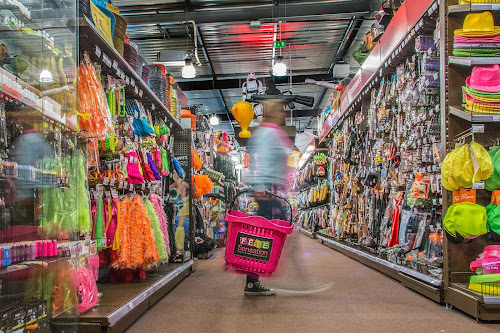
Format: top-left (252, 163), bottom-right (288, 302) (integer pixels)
top-left (77, 52), bottom-right (114, 138)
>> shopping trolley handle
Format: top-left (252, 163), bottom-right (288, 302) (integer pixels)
top-left (230, 189), bottom-right (293, 226)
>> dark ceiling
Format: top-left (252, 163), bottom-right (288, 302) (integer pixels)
top-left (112, 0), bottom-right (379, 137)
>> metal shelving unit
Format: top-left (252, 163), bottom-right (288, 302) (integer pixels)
top-left (448, 56), bottom-right (500, 66)
top-left (448, 3), bottom-right (500, 13)
top-left (298, 226), bottom-right (316, 239)
top-left (313, 0), bottom-right (445, 305)
top-left (317, 233), bottom-right (443, 302)
top-left (449, 105), bottom-right (500, 122)
top-left (440, 0), bottom-right (500, 321)
top-left (77, 17), bottom-right (182, 130)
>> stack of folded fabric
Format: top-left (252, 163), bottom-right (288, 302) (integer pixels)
top-left (463, 64), bottom-right (500, 114)
top-left (453, 11), bottom-right (500, 57)
top-left (469, 245), bottom-right (500, 295)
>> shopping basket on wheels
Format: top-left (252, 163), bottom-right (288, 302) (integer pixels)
top-left (224, 190), bottom-right (294, 277)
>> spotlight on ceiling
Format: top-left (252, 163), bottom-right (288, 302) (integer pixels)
top-left (182, 54), bottom-right (196, 79)
top-left (273, 56), bottom-right (287, 77)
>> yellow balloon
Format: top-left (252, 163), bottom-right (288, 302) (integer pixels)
top-left (232, 101), bottom-right (254, 138)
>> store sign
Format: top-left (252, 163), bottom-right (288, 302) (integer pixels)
top-left (90, 1), bottom-right (113, 44)
top-left (234, 232), bottom-right (273, 261)
top-left (273, 41), bottom-right (286, 48)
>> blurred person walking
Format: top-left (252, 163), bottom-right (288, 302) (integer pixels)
top-left (245, 100), bottom-right (293, 295)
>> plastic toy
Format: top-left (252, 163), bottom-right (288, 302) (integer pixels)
top-left (232, 101), bottom-right (255, 138)
top-left (241, 71), bottom-right (264, 122)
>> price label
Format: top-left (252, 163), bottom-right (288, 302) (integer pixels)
top-left (103, 177), bottom-right (110, 185)
top-left (110, 178), bottom-right (115, 186)
top-left (102, 54), bottom-right (112, 68)
top-left (492, 4), bottom-right (500, 10)
top-left (95, 45), bottom-right (101, 57)
top-left (90, 0), bottom-right (113, 43)
top-left (131, 79), bottom-right (135, 87)
top-left (134, 86), bottom-right (139, 95)
top-left (472, 182), bottom-right (485, 190)
top-left (129, 184), bottom-right (134, 192)
top-left (139, 90), bottom-right (143, 98)
top-left (472, 124), bottom-right (485, 133)
top-left (119, 181), bottom-right (123, 189)
top-left (117, 69), bottom-right (125, 80)
top-left (124, 181), bottom-right (128, 188)
top-left (112, 60), bottom-right (118, 69)
top-left (493, 115), bottom-right (500, 121)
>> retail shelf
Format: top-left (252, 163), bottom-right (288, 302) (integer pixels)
top-left (319, 0), bottom-right (438, 143)
top-left (446, 283), bottom-right (500, 320)
top-left (449, 105), bottom-right (500, 122)
top-left (53, 260), bottom-right (193, 333)
top-left (298, 226), bottom-right (316, 239)
top-left (448, 56), bottom-right (500, 66)
top-left (316, 233), bottom-right (443, 302)
top-left (0, 258), bottom-right (66, 278)
top-left (448, 3), bottom-right (500, 13)
top-left (0, 67), bottom-right (77, 130)
top-left (450, 283), bottom-right (500, 306)
top-left (77, 17), bottom-right (181, 130)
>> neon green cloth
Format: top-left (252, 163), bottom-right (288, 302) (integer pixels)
top-left (145, 199), bottom-right (168, 263)
top-left (453, 48), bottom-right (500, 57)
top-left (443, 202), bottom-right (487, 238)
top-left (160, 148), bottom-right (169, 174)
top-left (486, 146), bottom-right (500, 191)
top-left (486, 203), bottom-right (500, 234)
top-left (95, 196), bottom-right (104, 248)
top-left (469, 273), bottom-right (500, 294)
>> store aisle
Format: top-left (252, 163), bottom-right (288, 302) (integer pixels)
top-left (126, 232), bottom-right (500, 333)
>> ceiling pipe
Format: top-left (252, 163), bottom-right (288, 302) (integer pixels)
top-left (130, 21), bottom-right (201, 66)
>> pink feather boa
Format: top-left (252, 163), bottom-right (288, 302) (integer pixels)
top-left (149, 194), bottom-right (170, 255)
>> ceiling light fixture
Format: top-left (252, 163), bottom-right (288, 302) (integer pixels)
top-left (273, 55), bottom-right (287, 77)
top-left (39, 69), bottom-right (53, 83)
top-left (182, 54), bottom-right (196, 79)
top-left (209, 113), bottom-right (219, 125)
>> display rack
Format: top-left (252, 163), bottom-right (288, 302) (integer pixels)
top-left (440, 0), bottom-right (500, 321)
top-left (53, 261), bottom-right (194, 333)
top-left (314, 0), bottom-right (445, 304)
top-left (77, 17), bottom-right (181, 130)
top-left (298, 226), bottom-right (316, 239)
top-left (316, 233), bottom-right (443, 302)
top-left (319, 0), bottom-right (439, 143)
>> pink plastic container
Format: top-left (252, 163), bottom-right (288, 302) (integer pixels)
top-left (483, 258), bottom-right (500, 274)
top-left (224, 210), bottom-right (294, 277)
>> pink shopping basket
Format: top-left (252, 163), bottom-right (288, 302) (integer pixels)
top-left (225, 192), bottom-right (294, 277)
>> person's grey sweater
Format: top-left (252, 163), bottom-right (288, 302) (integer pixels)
top-left (247, 125), bottom-right (290, 190)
